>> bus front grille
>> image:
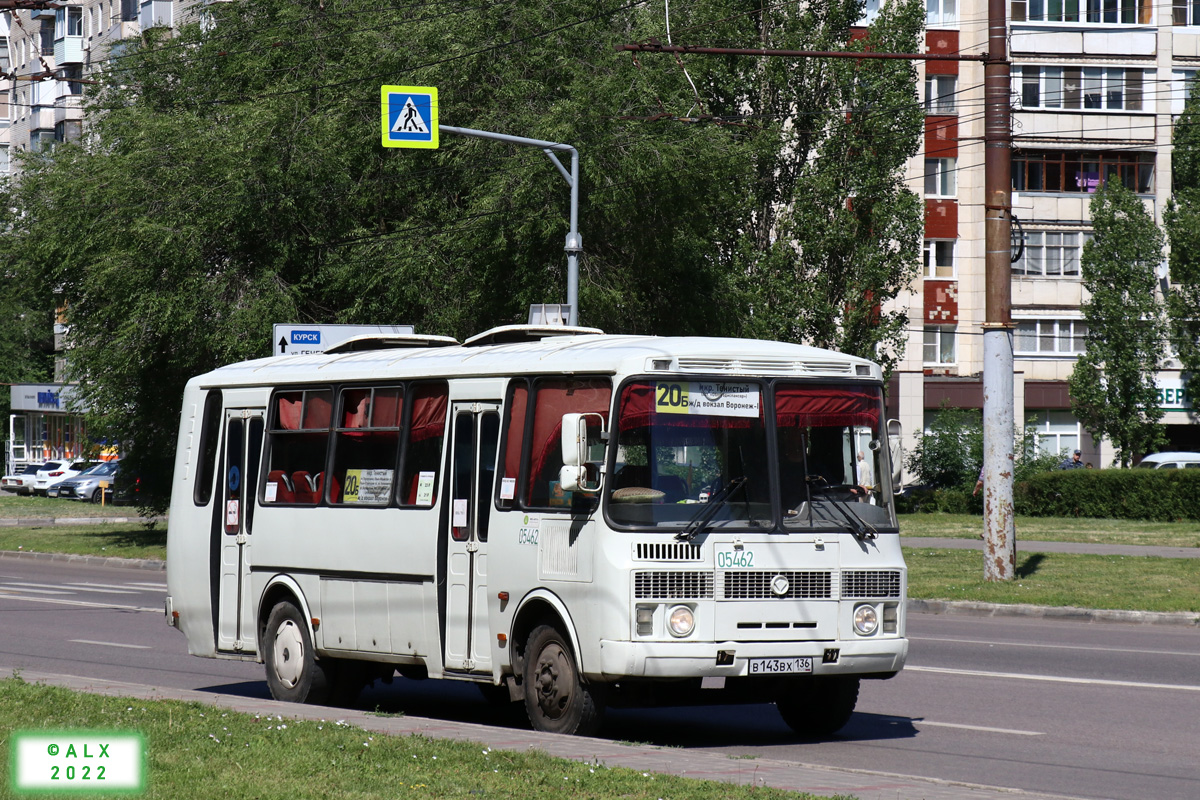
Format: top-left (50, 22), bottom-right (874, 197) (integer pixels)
top-left (722, 571), bottom-right (832, 600)
top-left (634, 542), bottom-right (702, 561)
top-left (841, 570), bottom-right (902, 598)
top-left (634, 571), bottom-right (714, 599)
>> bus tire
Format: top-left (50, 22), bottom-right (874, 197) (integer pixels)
top-left (522, 624), bottom-right (604, 736)
top-left (776, 676), bottom-right (860, 739)
top-left (263, 602), bottom-right (331, 705)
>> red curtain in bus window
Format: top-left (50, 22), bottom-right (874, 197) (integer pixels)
top-left (277, 393), bottom-right (303, 431)
top-left (774, 385), bottom-right (881, 428)
top-left (371, 388), bottom-right (403, 428)
top-left (302, 391), bottom-right (333, 429)
top-left (618, 382), bottom-right (761, 431)
top-left (528, 379), bottom-right (611, 501)
top-left (502, 383), bottom-right (529, 489)
top-left (410, 384), bottom-right (448, 441)
top-left (341, 389), bottom-right (371, 428)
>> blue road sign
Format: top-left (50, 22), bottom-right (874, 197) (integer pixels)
top-left (381, 86), bottom-right (438, 149)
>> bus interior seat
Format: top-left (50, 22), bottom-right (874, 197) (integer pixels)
top-left (655, 474), bottom-right (687, 503)
top-left (292, 471), bottom-right (318, 504)
top-left (268, 470), bottom-right (295, 503)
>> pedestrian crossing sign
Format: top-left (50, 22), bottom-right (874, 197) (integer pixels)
top-left (381, 85), bottom-right (438, 149)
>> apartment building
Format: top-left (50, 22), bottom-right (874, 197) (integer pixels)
top-left (885, 0), bottom-right (1199, 468)
top-left (0, 0), bottom-right (193, 179)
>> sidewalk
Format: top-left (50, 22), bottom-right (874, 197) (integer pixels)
top-left (1, 666), bottom-right (1087, 800)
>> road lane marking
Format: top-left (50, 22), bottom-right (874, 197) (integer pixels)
top-left (0, 585), bottom-right (73, 595)
top-left (912, 720), bottom-right (1044, 736)
top-left (908, 665), bottom-right (1200, 692)
top-left (69, 640), bottom-right (152, 650)
top-left (912, 634), bottom-right (1200, 658)
top-left (0, 593), bottom-right (160, 613)
top-left (65, 582), bottom-right (153, 593)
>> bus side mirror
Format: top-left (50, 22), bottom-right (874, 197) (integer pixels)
top-left (887, 419), bottom-right (904, 493)
top-left (560, 412), bottom-right (604, 493)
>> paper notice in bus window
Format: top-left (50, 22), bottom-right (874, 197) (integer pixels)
top-left (265, 482), bottom-right (278, 502)
top-left (499, 477), bottom-right (516, 500)
top-left (415, 471), bottom-right (436, 505)
top-left (453, 498), bottom-right (468, 527)
top-left (226, 500), bottom-right (239, 528)
top-left (655, 381), bottom-right (759, 418)
top-left (343, 469), bottom-right (393, 504)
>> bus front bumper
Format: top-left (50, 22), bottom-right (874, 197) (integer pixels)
top-left (595, 637), bottom-right (908, 680)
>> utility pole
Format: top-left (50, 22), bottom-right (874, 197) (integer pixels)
top-left (981, 0), bottom-right (1016, 580)
top-left (621, 12), bottom-right (1019, 581)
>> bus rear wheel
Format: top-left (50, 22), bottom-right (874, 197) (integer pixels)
top-left (776, 676), bottom-right (860, 739)
top-left (522, 624), bottom-right (604, 736)
top-left (264, 602), bottom-right (332, 705)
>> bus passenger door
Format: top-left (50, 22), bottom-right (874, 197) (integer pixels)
top-left (443, 403), bottom-right (500, 674)
top-left (216, 409), bottom-right (263, 653)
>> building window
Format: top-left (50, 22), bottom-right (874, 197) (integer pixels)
top-left (1016, 66), bottom-right (1145, 111)
top-left (54, 120), bottom-right (82, 143)
top-left (925, 75), bottom-right (957, 113)
top-left (29, 130), bottom-right (56, 153)
top-left (927, 0), bottom-right (957, 26)
top-left (925, 158), bottom-right (956, 197)
top-left (0, 146), bottom-right (8, 174)
top-left (60, 64), bottom-right (84, 96)
top-left (1014, 319), bottom-right (1088, 354)
top-left (1029, 410), bottom-right (1082, 457)
top-left (857, 0), bottom-right (881, 25)
top-left (1012, 150), bottom-right (1153, 194)
top-left (1175, 0), bottom-right (1200, 24)
top-left (1013, 231), bottom-right (1093, 277)
top-left (40, 21), bottom-right (55, 54)
top-left (0, 91), bottom-right (8, 125)
top-left (1014, 0), bottom-right (1151, 21)
top-left (923, 326), bottom-right (957, 365)
top-left (924, 240), bottom-right (956, 278)
top-left (1173, 69), bottom-right (1197, 114)
top-left (55, 7), bottom-right (83, 39)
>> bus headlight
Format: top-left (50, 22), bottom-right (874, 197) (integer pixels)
top-left (853, 604), bottom-right (879, 636)
top-left (667, 605), bottom-right (695, 637)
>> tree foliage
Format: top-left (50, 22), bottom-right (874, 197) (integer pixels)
top-left (1165, 82), bottom-right (1200, 377)
top-left (906, 406), bottom-right (1060, 491)
top-left (0, 0), bottom-right (923, 510)
top-left (1069, 182), bottom-right (1167, 468)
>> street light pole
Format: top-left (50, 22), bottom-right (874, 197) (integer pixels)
top-left (441, 126), bottom-right (581, 326)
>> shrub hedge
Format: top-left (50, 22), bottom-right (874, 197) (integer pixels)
top-left (898, 470), bottom-right (1200, 521)
top-left (1013, 469), bottom-right (1200, 522)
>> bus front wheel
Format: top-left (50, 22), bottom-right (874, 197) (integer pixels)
top-left (522, 625), bottom-right (604, 736)
top-left (776, 676), bottom-right (860, 739)
top-left (264, 602), bottom-right (331, 705)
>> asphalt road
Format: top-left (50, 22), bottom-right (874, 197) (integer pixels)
top-left (2, 554), bottom-right (1199, 800)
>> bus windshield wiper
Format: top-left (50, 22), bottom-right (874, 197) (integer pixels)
top-left (676, 476), bottom-right (747, 542)
top-left (810, 480), bottom-right (877, 540)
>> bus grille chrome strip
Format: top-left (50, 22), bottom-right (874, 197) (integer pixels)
top-left (722, 571), bottom-right (832, 600)
top-left (841, 570), bottom-right (903, 598)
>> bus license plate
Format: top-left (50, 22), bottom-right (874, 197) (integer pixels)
top-left (748, 657), bottom-right (813, 675)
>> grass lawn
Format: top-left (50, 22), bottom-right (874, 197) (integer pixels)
top-left (0, 494), bottom-right (145, 519)
top-left (0, 523), bottom-right (165, 560)
top-left (900, 513), bottom-right (1200, 548)
top-left (0, 678), bottom-right (834, 800)
top-left (904, 547), bottom-right (1200, 612)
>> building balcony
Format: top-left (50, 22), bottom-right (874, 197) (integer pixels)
top-left (54, 37), bottom-right (85, 66)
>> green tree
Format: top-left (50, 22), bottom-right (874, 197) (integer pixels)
top-left (1165, 80), bottom-right (1200, 378)
top-left (1069, 182), bottom-right (1167, 467)
top-left (0, 0), bottom-right (923, 510)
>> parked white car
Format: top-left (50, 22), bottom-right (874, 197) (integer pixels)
top-left (33, 460), bottom-right (95, 496)
top-left (1, 463), bottom-right (47, 495)
top-left (1135, 452), bottom-right (1200, 469)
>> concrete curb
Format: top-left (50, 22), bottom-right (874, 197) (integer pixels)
top-left (0, 549), bottom-right (166, 571)
top-left (908, 598), bottom-right (1200, 627)
top-left (0, 515), bottom-right (166, 527)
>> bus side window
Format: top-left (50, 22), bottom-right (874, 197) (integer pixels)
top-left (331, 387), bottom-right (402, 506)
top-left (526, 378), bottom-right (611, 509)
top-left (496, 381), bottom-right (529, 509)
top-left (194, 390), bottom-right (223, 507)
top-left (398, 381), bottom-right (448, 507)
top-left (264, 389), bottom-right (332, 506)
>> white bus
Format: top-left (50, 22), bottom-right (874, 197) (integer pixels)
top-left (166, 326), bottom-right (908, 737)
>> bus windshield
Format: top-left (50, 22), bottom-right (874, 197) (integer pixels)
top-left (606, 379), bottom-right (895, 533)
